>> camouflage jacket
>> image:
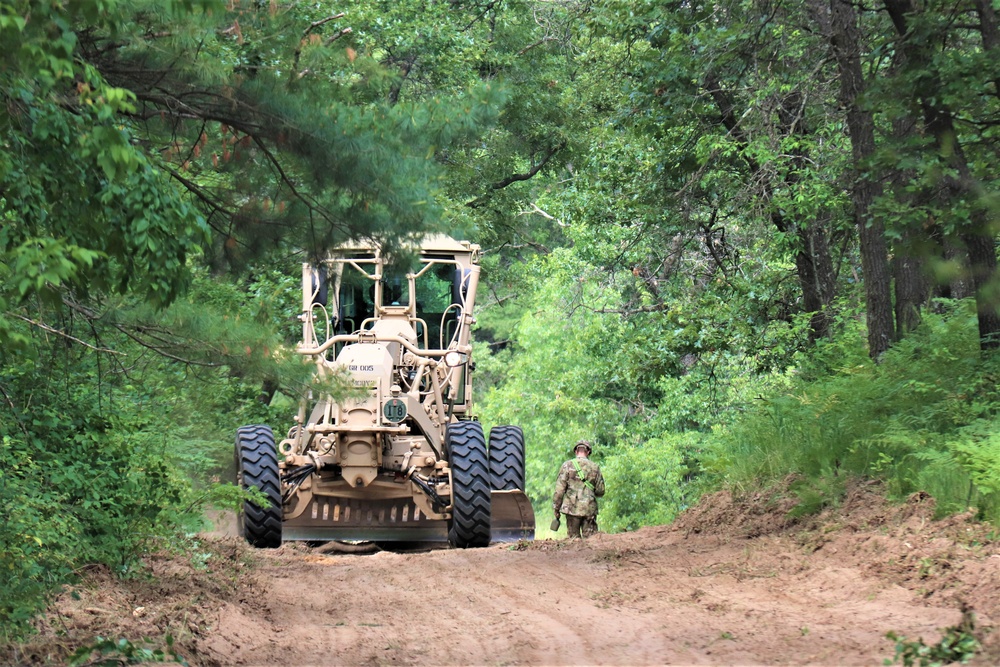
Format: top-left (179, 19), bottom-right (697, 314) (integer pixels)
top-left (553, 456), bottom-right (605, 518)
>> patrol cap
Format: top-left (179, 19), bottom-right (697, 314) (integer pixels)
top-left (574, 440), bottom-right (592, 454)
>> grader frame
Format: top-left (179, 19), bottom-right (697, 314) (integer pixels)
top-left (234, 235), bottom-right (534, 548)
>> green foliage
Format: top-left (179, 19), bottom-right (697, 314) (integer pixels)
top-left (0, 260), bottom-right (312, 638)
top-left (786, 475), bottom-right (846, 518)
top-left (0, 3), bottom-right (211, 322)
top-left (69, 634), bottom-right (188, 667)
top-left (0, 433), bottom-right (170, 631)
top-left (475, 249), bottom-right (622, 512)
top-left (0, 436), bottom-right (77, 632)
top-left (0, 0), bottom-right (473, 631)
top-left (599, 432), bottom-right (704, 532)
top-left (0, 373), bottom-right (206, 634)
top-left (473, 238), bottom-right (795, 531)
top-left (3, 0), bottom-right (1000, 647)
top-left (885, 618), bottom-right (980, 667)
top-left (711, 302), bottom-right (1000, 524)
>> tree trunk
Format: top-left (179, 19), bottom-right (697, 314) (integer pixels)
top-left (893, 249), bottom-right (927, 336)
top-left (777, 91), bottom-right (838, 341)
top-left (884, 0), bottom-right (1000, 349)
top-left (974, 0), bottom-right (1000, 101)
top-left (928, 223), bottom-right (973, 301)
top-left (887, 108), bottom-right (930, 336)
top-left (819, 0), bottom-right (895, 358)
top-left (797, 219), bottom-right (837, 341)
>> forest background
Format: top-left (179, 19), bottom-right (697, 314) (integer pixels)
top-left (2, 0), bottom-right (1000, 640)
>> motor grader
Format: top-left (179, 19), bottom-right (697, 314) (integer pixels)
top-left (234, 235), bottom-right (534, 548)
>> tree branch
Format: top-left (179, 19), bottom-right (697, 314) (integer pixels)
top-left (111, 324), bottom-right (224, 367)
top-left (517, 37), bottom-right (557, 55)
top-left (11, 313), bottom-right (125, 354)
top-left (466, 140), bottom-right (567, 207)
top-left (61, 298), bottom-right (226, 368)
top-left (0, 381), bottom-right (30, 439)
top-left (293, 13), bottom-right (348, 72)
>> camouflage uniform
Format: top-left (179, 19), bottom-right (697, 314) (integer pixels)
top-left (552, 454), bottom-right (605, 538)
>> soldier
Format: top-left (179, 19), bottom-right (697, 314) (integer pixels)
top-left (552, 440), bottom-right (605, 538)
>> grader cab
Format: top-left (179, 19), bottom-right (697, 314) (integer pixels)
top-left (234, 235), bottom-right (534, 548)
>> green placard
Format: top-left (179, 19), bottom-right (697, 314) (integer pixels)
top-left (383, 398), bottom-right (407, 423)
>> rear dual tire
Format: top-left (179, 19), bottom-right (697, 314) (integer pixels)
top-left (488, 425), bottom-right (526, 492)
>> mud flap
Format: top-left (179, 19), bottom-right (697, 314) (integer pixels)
top-left (490, 489), bottom-right (535, 543)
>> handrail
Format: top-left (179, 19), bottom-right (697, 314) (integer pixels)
top-left (297, 333), bottom-right (465, 359)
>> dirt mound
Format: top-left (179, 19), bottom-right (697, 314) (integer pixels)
top-left (3, 484), bottom-right (998, 666)
top-left (677, 480), bottom-right (999, 613)
top-left (1, 539), bottom-right (266, 666)
top-left (673, 479), bottom-right (1000, 663)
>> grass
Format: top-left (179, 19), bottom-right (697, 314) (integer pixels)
top-left (708, 303), bottom-right (1000, 526)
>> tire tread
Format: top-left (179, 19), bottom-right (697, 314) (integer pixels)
top-left (488, 425), bottom-right (526, 492)
top-left (447, 421), bottom-right (491, 548)
top-left (235, 425), bottom-right (282, 548)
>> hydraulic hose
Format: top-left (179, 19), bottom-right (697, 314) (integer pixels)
top-left (408, 472), bottom-right (447, 513)
top-left (281, 464), bottom-right (317, 502)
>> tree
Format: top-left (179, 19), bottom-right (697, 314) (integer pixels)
top-left (586, 0), bottom-right (852, 346)
top-left (812, 0), bottom-right (895, 357)
top-left (0, 0), bottom-right (510, 633)
top-left (880, 0), bottom-right (1000, 349)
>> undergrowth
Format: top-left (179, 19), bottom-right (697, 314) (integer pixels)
top-left (884, 607), bottom-right (980, 666)
top-left (69, 635), bottom-right (188, 667)
top-left (707, 301), bottom-right (1000, 524)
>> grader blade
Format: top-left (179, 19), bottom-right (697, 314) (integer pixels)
top-left (282, 497), bottom-right (449, 543)
top-left (490, 490), bottom-right (535, 543)
top-left (279, 492), bottom-right (534, 544)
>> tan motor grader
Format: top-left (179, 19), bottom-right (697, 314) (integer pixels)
top-left (234, 235), bottom-right (534, 548)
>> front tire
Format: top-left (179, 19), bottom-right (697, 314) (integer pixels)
top-left (446, 421), bottom-right (491, 548)
top-left (488, 425), bottom-right (526, 492)
top-left (235, 425), bottom-right (282, 548)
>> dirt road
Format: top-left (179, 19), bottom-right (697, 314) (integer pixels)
top-left (10, 483), bottom-right (1000, 666)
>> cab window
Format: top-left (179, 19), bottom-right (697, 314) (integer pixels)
top-left (415, 263), bottom-right (457, 349)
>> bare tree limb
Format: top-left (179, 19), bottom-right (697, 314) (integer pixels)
top-left (110, 324), bottom-right (224, 367)
top-left (60, 298), bottom-right (227, 367)
top-left (519, 202), bottom-right (567, 227)
top-left (0, 382), bottom-right (30, 438)
top-left (517, 37), bottom-right (557, 55)
top-left (11, 313), bottom-right (125, 355)
top-left (462, 1), bottom-right (502, 32)
top-left (326, 27), bottom-right (352, 46)
top-left (306, 13), bottom-right (346, 34)
top-left (489, 140), bottom-right (567, 190)
top-left (293, 14), bottom-right (349, 71)
top-left (466, 140), bottom-right (567, 207)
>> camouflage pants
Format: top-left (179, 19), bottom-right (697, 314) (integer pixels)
top-left (565, 514), bottom-right (598, 538)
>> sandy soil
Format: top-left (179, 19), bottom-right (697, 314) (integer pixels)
top-left (6, 481), bottom-right (999, 666)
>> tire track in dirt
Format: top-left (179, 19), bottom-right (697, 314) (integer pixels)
top-left (17, 485), bottom-right (997, 667)
top-left (198, 525), bottom-right (970, 666)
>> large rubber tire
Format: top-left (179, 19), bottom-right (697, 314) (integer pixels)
top-left (446, 421), bottom-right (491, 548)
top-left (235, 425), bottom-right (282, 548)
top-left (488, 425), bottom-right (526, 492)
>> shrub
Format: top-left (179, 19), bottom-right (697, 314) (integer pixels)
top-left (710, 301), bottom-right (1000, 524)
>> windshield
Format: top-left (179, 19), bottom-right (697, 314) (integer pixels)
top-left (328, 259), bottom-right (459, 346)
top-left (414, 262), bottom-right (458, 349)
top-left (335, 265), bottom-right (375, 334)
